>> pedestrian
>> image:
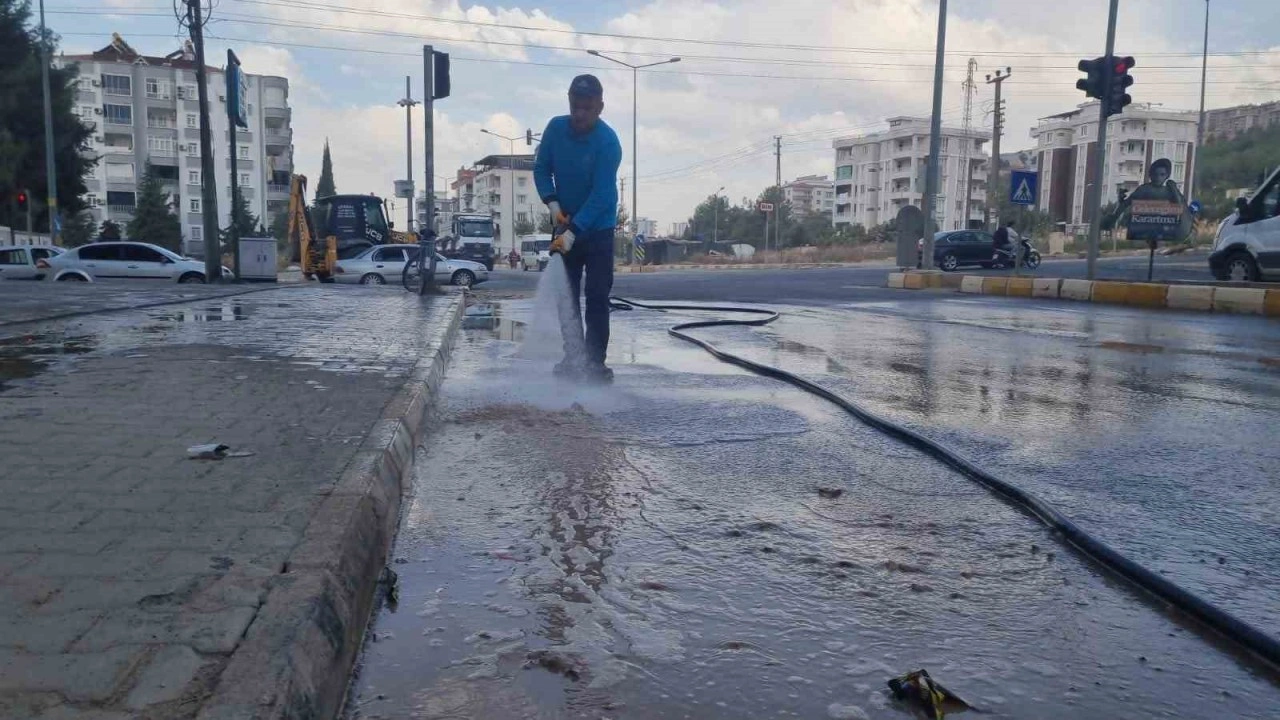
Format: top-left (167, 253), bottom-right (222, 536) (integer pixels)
top-left (993, 219), bottom-right (1015, 261)
top-left (508, 249), bottom-right (519, 269)
top-left (534, 74), bottom-right (623, 383)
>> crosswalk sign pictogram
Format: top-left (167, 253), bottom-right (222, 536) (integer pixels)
top-left (1009, 170), bottom-right (1038, 206)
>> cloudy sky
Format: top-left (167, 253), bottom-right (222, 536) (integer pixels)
top-left (55, 0), bottom-right (1280, 230)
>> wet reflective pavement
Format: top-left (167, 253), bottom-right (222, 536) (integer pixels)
top-left (347, 296), bottom-right (1280, 719)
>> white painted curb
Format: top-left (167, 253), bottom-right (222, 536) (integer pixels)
top-left (959, 275), bottom-right (984, 294)
top-left (1166, 285), bottom-right (1215, 311)
top-left (1059, 279), bottom-right (1094, 301)
top-left (1032, 278), bottom-right (1061, 299)
top-left (1212, 287), bottom-right (1266, 314)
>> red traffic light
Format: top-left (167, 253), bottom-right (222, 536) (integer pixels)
top-left (1113, 56), bottom-right (1135, 73)
top-left (17, 192), bottom-right (27, 204)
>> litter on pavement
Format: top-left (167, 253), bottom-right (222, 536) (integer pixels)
top-left (887, 669), bottom-right (975, 719)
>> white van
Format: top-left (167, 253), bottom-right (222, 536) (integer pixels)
top-left (519, 234), bottom-right (553, 271)
top-left (1209, 167), bottom-right (1280, 282)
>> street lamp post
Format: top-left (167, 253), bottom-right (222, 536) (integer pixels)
top-left (397, 77), bottom-right (419, 232)
top-left (586, 50), bottom-right (681, 263)
top-left (481, 128), bottom-right (521, 255)
top-left (1191, 0), bottom-right (1210, 203)
top-left (713, 185), bottom-right (725, 245)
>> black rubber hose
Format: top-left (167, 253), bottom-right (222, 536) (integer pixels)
top-left (611, 296), bottom-right (1280, 675)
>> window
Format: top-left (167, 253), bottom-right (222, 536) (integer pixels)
top-left (191, 226), bottom-right (202, 241)
top-left (145, 78), bottom-right (171, 99)
top-left (836, 165), bottom-right (853, 180)
top-left (372, 247), bottom-right (405, 263)
top-left (190, 198), bottom-right (201, 212)
top-left (188, 169), bottom-right (200, 184)
top-left (516, 194), bottom-right (528, 204)
top-left (122, 244), bottom-right (167, 263)
top-left (0, 248), bottom-right (28, 266)
top-left (147, 111), bottom-right (175, 129)
top-left (186, 113), bottom-right (198, 128)
top-left (148, 136), bottom-right (176, 155)
top-left (77, 76), bottom-right (93, 91)
top-left (80, 105), bottom-right (95, 120)
top-left (184, 84), bottom-right (197, 100)
top-left (78, 245), bottom-right (122, 261)
top-left (239, 145), bottom-right (249, 159)
top-left (239, 172), bottom-right (250, 185)
top-left (1154, 121), bottom-right (1167, 134)
top-left (1174, 162), bottom-right (1185, 179)
top-left (187, 143), bottom-right (200, 157)
top-left (103, 103), bottom-right (132, 125)
top-left (517, 176), bottom-right (528, 187)
top-left (101, 74), bottom-right (131, 96)
top-left (105, 163), bottom-right (135, 181)
top-left (517, 211), bottom-right (529, 223)
top-left (1153, 141), bottom-right (1166, 158)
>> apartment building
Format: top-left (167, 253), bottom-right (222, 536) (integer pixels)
top-left (62, 34), bottom-right (293, 256)
top-left (1203, 101), bottom-right (1280, 143)
top-left (782, 175), bottom-right (835, 217)
top-left (635, 217), bottom-right (658, 237)
top-left (832, 117), bottom-right (990, 232)
top-left (671, 221), bottom-right (689, 237)
top-left (468, 155), bottom-right (536, 257)
top-left (1030, 102), bottom-right (1197, 230)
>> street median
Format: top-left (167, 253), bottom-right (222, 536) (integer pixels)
top-left (889, 270), bottom-right (1280, 318)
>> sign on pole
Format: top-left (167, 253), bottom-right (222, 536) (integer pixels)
top-left (225, 50), bottom-right (248, 129)
top-left (758, 202), bottom-right (774, 212)
top-left (634, 234), bottom-right (646, 264)
top-left (1010, 170), bottom-right (1038, 206)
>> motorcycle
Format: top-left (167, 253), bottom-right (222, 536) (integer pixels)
top-left (990, 239), bottom-right (1041, 270)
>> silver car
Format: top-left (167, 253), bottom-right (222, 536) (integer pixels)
top-left (0, 245), bottom-right (65, 280)
top-left (45, 242), bottom-right (230, 283)
top-left (332, 244), bottom-right (489, 287)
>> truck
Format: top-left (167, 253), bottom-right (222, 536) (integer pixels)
top-left (438, 212), bottom-right (496, 270)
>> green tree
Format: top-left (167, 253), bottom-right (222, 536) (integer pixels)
top-left (992, 195), bottom-right (1056, 240)
top-left (61, 210), bottom-right (95, 246)
top-left (98, 218), bottom-right (121, 240)
top-left (220, 187), bottom-right (260, 251)
top-left (315, 139), bottom-right (336, 198)
top-left (126, 163), bottom-right (183, 252)
top-left (0, 0), bottom-right (96, 233)
top-left (513, 218), bottom-right (535, 236)
top-left (536, 210), bottom-right (553, 234)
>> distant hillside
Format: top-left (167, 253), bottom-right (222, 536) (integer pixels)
top-left (1200, 125), bottom-right (1280, 192)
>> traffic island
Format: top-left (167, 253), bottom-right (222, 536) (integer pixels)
top-left (886, 270), bottom-right (1280, 318)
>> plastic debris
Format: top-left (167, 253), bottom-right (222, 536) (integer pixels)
top-left (887, 669), bottom-right (974, 719)
top-left (817, 487), bottom-right (844, 499)
top-left (187, 443), bottom-right (230, 460)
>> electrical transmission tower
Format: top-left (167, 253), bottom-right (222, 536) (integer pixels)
top-left (960, 58), bottom-right (977, 230)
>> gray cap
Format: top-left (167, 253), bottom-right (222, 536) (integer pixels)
top-left (569, 74), bottom-right (603, 98)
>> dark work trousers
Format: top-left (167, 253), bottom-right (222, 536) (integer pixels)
top-left (561, 229), bottom-right (615, 366)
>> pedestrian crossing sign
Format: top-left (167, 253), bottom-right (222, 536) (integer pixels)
top-left (1010, 170), bottom-right (1038, 206)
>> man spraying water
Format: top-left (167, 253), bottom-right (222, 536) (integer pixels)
top-left (534, 74), bottom-right (622, 383)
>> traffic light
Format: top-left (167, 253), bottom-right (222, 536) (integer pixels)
top-left (16, 190), bottom-right (27, 211)
top-left (1106, 56), bottom-right (1135, 118)
top-left (526, 129), bottom-right (534, 146)
top-left (432, 50), bottom-right (450, 100)
top-left (1076, 56), bottom-right (1106, 100)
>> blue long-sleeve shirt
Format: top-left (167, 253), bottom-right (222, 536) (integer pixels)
top-left (533, 115), bottom-right (621, 237)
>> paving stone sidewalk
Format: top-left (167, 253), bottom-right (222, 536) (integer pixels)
top-left (0, 285), bottom-right (461, 719)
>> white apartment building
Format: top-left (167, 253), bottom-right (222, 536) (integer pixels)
top-left (671, 221), bottom-right (689, 237)
top-left (635, 217), bottom-right (658, 237)
top-left (469, 154), bottom-right (536, 256)
top-left (62, 35), bottom-right (293, 256)
top-left (782, 175), bottom-right (835, 216)
top-left (832, 117), bottom-right (990, 232)
top-left (1030, 102), bottom-right (1197, 231)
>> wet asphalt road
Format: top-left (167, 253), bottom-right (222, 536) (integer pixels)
top-left (479, 253), bottom-right (1220, 305)
top-left (347, 292), bottom-right (1280, 719)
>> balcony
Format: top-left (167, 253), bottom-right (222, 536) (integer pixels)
top-left (263, 106), bottom-right (291, 121)
top-left (106, 204), bottom-right (135, 216)
top-left (267, 183), bottom-right (290, 197)
top-left (264, 127), bottom-right (292, 148)
top-left (147, 117), bottom-right (177, 130)
top-left (890, 164), bottom-right (913, 180)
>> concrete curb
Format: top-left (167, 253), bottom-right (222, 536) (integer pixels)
top-left (195, 291), bottom-right (466, 720)
top-left (890, 271), bottom-right (1280, 319)
top-left (615, 261), bottom-right (887, 273)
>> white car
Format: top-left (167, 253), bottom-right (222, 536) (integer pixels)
top-left (0, 245), bottom-right (65, 280)
top-left (332, 243), bottom-right (489, 287)
top-left (1208, 167), bottom-right (1280, 282)
top-left (44, 242), bottom-right (229, 283)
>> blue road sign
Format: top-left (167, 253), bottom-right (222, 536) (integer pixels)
top-left (1189, 199), bottom-right (1202, 214)
top-left (1009, 170), bottom-right (1038, 206)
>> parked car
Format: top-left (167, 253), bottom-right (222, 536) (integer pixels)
top-left (331, 243), bottom-right (489, 287)
top-left (43, 242), bottom-right (227, 283)
top-left (0, 245), bottom-right (65, 280)
top-left (921, 230), bottom-right (999, 271)
top-left (1208, 167), bottom-right (1280, 282)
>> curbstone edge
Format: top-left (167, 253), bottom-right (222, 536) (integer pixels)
top-left (1060, 279), bottom-right (1094, 301)
top-left (1213, 286), bottom-right (1267, 315)
top-left (959, 276), bottom-right (984, 294)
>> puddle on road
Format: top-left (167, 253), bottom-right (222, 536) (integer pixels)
top-left (0, 332), bottom-right (97, 390)
top-left (153, 303), bottom-right (251, 322)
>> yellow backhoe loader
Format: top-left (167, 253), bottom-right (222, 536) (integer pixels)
top-left (286, 175), bottom-right (416, 282)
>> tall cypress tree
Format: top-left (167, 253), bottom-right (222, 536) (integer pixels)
top-left (316, 139), bottom-right (336, 198)
top-left (127, 163), bottom-right (182, 252)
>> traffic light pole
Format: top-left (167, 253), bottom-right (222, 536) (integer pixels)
top-left (1085, 0), bottom-right (1120, 281)
top-left (38, 0), bottom-right (59, 243)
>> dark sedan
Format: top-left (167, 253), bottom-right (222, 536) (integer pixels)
top-left (918, 230), bottom-right (997, 271)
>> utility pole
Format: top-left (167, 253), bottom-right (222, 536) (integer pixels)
top-left (1085, 0), bottom-right (1120, 280)
top-left (1187, 0), bottom-right (1208, 202)
top-left (920, 0), bottom-right (947, 271)
top-left (984, 67), bottom-right (1011, 230)
top-left (185, 0), bottom-right (221, 281)
top-left (774, 135), bottom-right (782, 251)
top-left (37, 0), bottom-right (59, 243)
top-left (421, 46), bottom-right (438, 294)
top-left (713, 185), bottom-right (724, 246)
top-left (398, 76), bottom-right (418, 232)
top-left (961, 58), bottom-right (977, 230)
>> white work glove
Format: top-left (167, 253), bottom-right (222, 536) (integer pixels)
top-left (547, 201), bottom-right (568, 226)
top-left (550, 228), bottom-right (575, 254)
